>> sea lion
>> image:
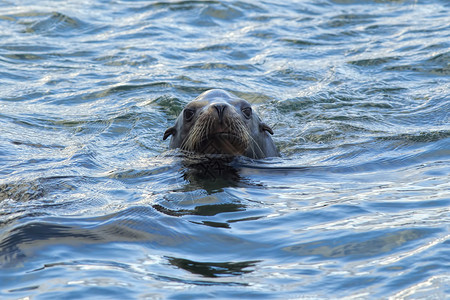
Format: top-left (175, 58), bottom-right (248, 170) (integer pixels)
top-left (163, 89), bottom-right (279, 159)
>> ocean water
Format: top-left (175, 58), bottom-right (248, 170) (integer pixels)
top-left (0, 0), bottom-right (449, 299)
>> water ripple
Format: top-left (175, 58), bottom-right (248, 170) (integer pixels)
top-left (0, 0), bottom-right (449, 298)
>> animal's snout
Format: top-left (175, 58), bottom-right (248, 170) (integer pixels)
top-left (212, 103), bottom-right (228, 123)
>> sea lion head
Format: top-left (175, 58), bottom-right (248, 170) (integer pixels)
top-left (163, 89), bottom-right (279, 158)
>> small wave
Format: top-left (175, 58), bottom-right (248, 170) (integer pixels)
top-left (183, 62), bottom-right (258, 71)
top-left (348, 56), bottom-right (400, 67)
top-left (24, 12), bottom-right (90, 37)
top-left (284, 228), bottom-right (437, 260)
top-left (377, 130), bottom-right (450, 144)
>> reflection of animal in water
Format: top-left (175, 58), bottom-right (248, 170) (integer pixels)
top-left (163, 89), bottom-right (279, 159)
top-left (167, 256), bottom-right (260, 278)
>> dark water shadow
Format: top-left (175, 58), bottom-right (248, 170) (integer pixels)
top-left (167, 256), bottom-right (260, 278)
top-left (153, 203), bottom-right (245, 218)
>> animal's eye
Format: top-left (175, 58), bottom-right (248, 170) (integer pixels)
top-left (183, 108), bottom-right (195, 121)
top-left (242, 107), bottom-right (252, 119)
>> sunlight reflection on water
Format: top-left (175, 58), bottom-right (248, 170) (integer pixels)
top-left (0, 0), bottom-right (449, 298)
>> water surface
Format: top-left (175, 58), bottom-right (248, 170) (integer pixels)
top-left (1, 0), bottom-right (449, 298)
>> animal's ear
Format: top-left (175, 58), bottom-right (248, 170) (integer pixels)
top-left (260, 123), bottom-right (274, 135)
top-left (163, 127), bottom-right (176, 140)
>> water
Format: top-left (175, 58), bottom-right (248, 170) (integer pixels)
top-left (1, 0), bottom-right (449, 298)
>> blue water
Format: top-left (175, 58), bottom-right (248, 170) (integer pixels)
top-left (1, 0), bottom-right (449, 298)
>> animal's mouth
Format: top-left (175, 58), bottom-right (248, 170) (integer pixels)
top-left (194, 132), bottom-right (248, 155)
top-left (208, 131), bottom-right (240, 139)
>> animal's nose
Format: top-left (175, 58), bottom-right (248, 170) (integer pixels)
top-left (213, 103), bottom-right (227, 123)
